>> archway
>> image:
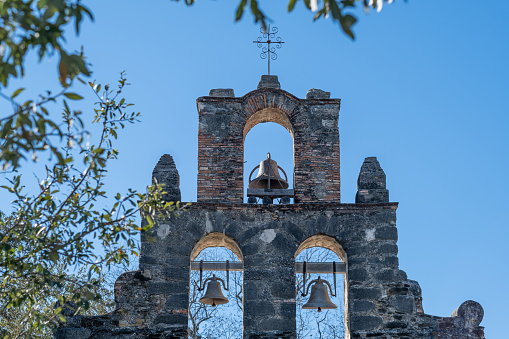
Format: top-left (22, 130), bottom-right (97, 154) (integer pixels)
top-left (295, 236), bottom-right (348, 339)
top-left (189, 233), bottom-right (243, 338)
top-left (243, 108), bottom-right (294, 204)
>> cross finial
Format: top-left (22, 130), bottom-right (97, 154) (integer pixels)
top-left (253, 25), bottom-right (285, 75)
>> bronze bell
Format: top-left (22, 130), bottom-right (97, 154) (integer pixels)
top-left (248, 153), bottom-right (289, 190)
top-left (302, 277), bottom-right (337, 312)
top-left (199, 275), bottom-right (229, 307)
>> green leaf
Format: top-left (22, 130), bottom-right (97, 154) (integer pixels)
top-left (235, 0), bottom-right (247, 21)
top-left (75, 9), bottom-right (82, 34)
top-left (11, 88), bottom-right (25, 99)
top-left (49, 251), bottom-right (59, 264)
top-left (288, 0), bottom-right (298, 12)
top-left (314, 9), bottom-right (325, 21)
top-left (340, 14), bottom-right (358, 40)
top-left (341, 0), bottom-right (356, 8)
top-left (63, 92), bottom-right (83, 100)
top-left (329, 0), bottom-right (342, 20)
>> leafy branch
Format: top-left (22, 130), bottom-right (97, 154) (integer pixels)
top-left (0, 73), bottom-right (187, 336)
top-left (175, 0), bottom-right (401, 40)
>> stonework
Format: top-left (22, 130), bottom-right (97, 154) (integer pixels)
top-left (197, 75), bottom-right (341, 204)
top-left (56, 76), bottom-right (485, 338)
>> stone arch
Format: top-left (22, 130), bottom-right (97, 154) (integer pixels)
top-left (241, 90), bottom-right (300, 201)
top-left (295, 234), bottom-right (347, 263)
top-left (190, 232), bottom-right (243, 262)
top-left (188, 232), bottom-right (244, 338)
top-left (295, 235), bottom-right (350, 339)
top-left (243, 107), bottom-right (294, 140)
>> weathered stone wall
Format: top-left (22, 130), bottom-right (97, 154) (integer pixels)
top-left (56, 79), bottom-right (485, 338)
top-left (56, 199), bottom-right (485, 338)
top-left (197, 75), bottom-right (341, 203)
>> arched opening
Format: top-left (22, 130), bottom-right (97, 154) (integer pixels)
top-left (189, 233), bottom-right (243, 339)
top-left (243, 108), bottom-right (294, 204)
top-left (295, 236), bottom-right (348, 339)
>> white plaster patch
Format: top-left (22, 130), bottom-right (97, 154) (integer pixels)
top-left (205, 212), bottom-right (213, 233)
top-left (260, 229), bottom-right (277, 243)
top-left (322, 119), bottom-right (335, 129)
top-left (157, 224), bottom-right (171, 239)
top-left (365, 228), bottom-right (376, 242)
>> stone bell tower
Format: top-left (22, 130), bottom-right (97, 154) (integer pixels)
top-left (197, 75), bottom-right (340, 204)
top-left (56, 76), bottom-right (486, 339)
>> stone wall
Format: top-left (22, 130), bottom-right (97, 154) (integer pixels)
top-left (56, 78), bottom-right (485, 338)
top-left (56, 197), bottom-right (485, 338)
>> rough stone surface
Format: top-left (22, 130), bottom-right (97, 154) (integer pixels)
top-left (152, 154), bottom-right (181, 202)
top-left (306, 88), bottom-right (331, 99)
top-left (437, 301), bottom-right (485, 338)
top-left (356, 157), bottom-right (390, 203)
top-left (209, 88), bottom-right (235, 97)
top-left (58, 80), bottom-right (485, 339)
top-left (257, 75), bottom-right (281, 89)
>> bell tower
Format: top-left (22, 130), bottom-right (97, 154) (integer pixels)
top-left (56, 75), bottom-right (486, 339)
top-left (197, 75), bottom-right (341, 204)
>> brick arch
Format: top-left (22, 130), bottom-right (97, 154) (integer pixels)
top-left (243, 107), bottom-right (294, 140)
top-left (241, 88), bottom-right (301, 140)
top-left (295, 234), bottom-right (347, 263)
top-left (190, 232), bottom-right (243, 262)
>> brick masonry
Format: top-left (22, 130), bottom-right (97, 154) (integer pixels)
top-left (197, 75), bottom-right (341, 204)
top-left (56, 76), bottom-right (485, 338)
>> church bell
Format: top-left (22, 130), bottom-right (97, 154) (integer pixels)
top-left (302, 277), bottom-right (337, 312)
top-left (248, 153), bottom-right (289, 190)
top-left (199, 275), bottom-right (229, 307)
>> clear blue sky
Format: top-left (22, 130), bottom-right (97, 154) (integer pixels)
top-left (3, 0), bottom-right (508, 337)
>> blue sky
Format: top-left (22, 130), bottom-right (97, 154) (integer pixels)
top-left (2, 0), bottom-right (508, 337)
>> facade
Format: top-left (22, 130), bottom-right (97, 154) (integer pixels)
top-left (56, 76), bottom-right (485, 338)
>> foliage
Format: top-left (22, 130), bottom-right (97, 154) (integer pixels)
top-left (175, 0), bottom-right (401, 39)
top-left (0, 0), bottom-right (94, 171)
top-left (0, 73), bottom-right (185, 336)
top-left (0, 0), bottom-right (92, 89)
top-left (0, 262), bottom-right (115, 338)
top-left (0, 2), bottom-right (188, 336)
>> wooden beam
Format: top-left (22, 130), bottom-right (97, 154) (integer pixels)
top-left (190, 261), bottom-right (346, 274)
top-left (190, 261), bottom-right (243, 271)
top-left (246, 188), bottom-right (295, 197)
top-left (295, 262), bottom-right (346, 274)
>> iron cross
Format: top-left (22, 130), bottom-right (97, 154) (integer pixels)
top-left (253, 25), bottom-right (285, 75)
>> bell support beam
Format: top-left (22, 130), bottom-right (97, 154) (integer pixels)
top-left (190, 261), bottom-right (244, 272)
top-left (247, 188), bottom-right (295, 197)
top-left (295, 262), bottom-right (346, 274)
top-left (190, 261), bottom-right (346, 274)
